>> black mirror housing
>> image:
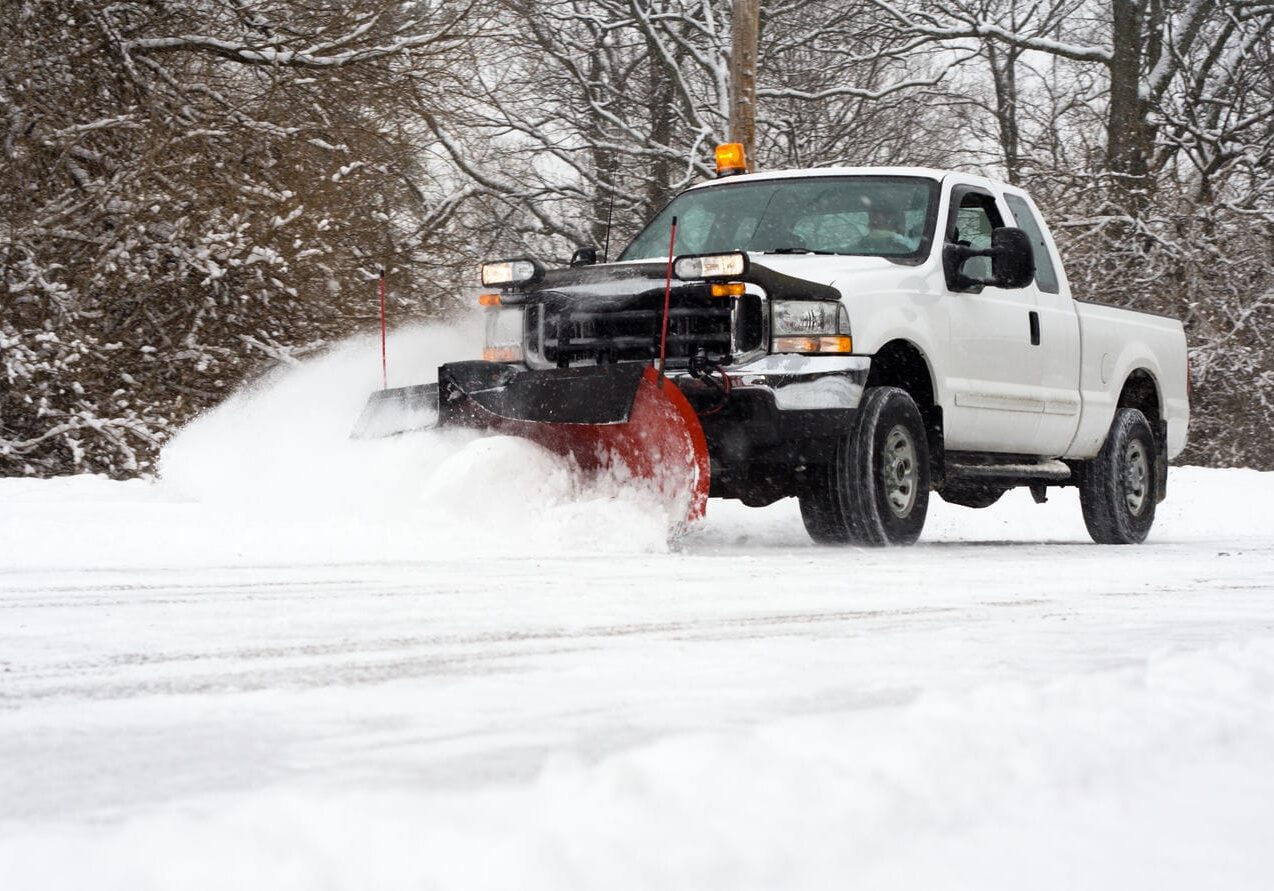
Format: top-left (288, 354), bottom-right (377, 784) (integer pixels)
top-left (570, 247), bottom-right (598, 267)
top-left (943, 226), bottom-right (1036, 292)
top-left (991, 227), bottom-right (1035, 289)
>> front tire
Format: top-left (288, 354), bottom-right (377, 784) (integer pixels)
top-left (799, 386), bottom-right (930, 546)
top-left (1079, 408), bottom-right (1157, 544)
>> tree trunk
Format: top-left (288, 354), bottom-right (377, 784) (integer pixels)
top-left (987, 42), bottom-right (1023, 184)
top-left (644, 29), bottom-right (679, 212)
top-left (585, 52), bottom-right (616, 251)
top-left (1107, 0), bottom-right (1151, 202)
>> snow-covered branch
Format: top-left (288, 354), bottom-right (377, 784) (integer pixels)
top-left (865, 0), bottom-right (1113, 64)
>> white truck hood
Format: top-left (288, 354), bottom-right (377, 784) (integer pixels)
top-left (744, 252), bottom-right (920, 298)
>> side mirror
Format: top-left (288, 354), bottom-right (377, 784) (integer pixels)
top-left (942, 226), bottom-right (1035, 292)
top-left (570, 247), bottom-right (598, 267)
top-left (990, 227), bottom-right (1035, 289)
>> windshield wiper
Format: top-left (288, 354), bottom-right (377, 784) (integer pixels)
top-left (764, 247), bottom-right (839, 255)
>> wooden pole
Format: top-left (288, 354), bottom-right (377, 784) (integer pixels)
top-left (728, 0), bottom-right (759, 171)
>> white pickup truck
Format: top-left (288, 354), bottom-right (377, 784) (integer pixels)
top-left (370, 160), bottom-right (1190, 545)
top-left (606, 165), bottom-right (1190, 545)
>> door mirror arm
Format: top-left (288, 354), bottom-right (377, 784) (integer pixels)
top-left (943, 242), bottom-right (985, 293)
top-left (570, 246), bottom-right (598, 267)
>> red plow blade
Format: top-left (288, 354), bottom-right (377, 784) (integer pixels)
top-left (355, 362), bottom-right (710, 523)
top-left (515, 367), bottom-right (710, 522)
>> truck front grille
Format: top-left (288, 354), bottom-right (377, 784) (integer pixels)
top-left (526, 292), bottom-right (761, 367)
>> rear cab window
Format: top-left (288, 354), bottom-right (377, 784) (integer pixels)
top-left (1003, 193), bottom-right (1060, 294)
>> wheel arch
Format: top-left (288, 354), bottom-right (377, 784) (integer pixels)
top-left (1117, 367), bottom-right (1162, 427)
top-left (1115, 367), bottom-right (1168, 503)
top-left (866, 339), bottom-right (944, 477)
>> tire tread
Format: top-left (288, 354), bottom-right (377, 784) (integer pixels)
top-left (799, 386), bottom-right (929, 547)
top-left (1079, 408), bottom-right (1157, 545)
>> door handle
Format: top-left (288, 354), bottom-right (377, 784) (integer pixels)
top-left (1029, 311), bottom-right (1041, 346)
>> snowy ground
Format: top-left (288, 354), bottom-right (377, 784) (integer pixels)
top-left (2, 328), bottom-right (1273, 889)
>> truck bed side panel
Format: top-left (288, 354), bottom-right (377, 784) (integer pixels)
top-left (1069, 301), bottom-right (1189, 459)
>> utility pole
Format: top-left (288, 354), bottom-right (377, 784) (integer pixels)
top-left (728, 0), bottom-right (759, 171)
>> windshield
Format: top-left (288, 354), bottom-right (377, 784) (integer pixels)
top-left (620, 176), bottom-right (939, 262)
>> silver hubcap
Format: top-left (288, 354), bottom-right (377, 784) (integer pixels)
top-left (882, 425), bottom-right (918, 519)
top-left (1124, 439), bottom-right (1149, 516)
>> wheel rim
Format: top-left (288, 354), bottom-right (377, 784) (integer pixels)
top-left (881, 425), bottom-right (918, 519)
top-left (1124, 439), bottom-right (1149, 517)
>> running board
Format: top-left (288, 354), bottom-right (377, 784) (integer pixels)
top-left (946, 459), bottom-right (1072, 482)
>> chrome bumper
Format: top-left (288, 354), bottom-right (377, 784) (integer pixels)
top-left (668, 354), bottom-right (871, 412)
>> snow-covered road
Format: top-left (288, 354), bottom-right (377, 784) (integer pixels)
top-left (2, 332), bottom-right (1272, 889)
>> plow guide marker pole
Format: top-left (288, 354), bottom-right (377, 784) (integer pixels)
top-left (379, 268), bottom-right (388, 390)
top-left (658, 217), bottom-right (678, 380)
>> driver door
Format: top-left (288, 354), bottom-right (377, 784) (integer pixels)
top-left (942, 186), bottom-right (1045, 453)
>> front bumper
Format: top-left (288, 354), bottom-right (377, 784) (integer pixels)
top-left (666, 355), bottom-right (871, 499)
top-left (669, 354), bottom-right (870, 413)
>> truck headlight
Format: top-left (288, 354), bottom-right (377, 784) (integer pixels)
top-left (483, 307), bottom-right (525, 363)
top-left (771, 300), bottom-right (852, 354)
top-left (480, 258), bottom-right (542, 287)
top-left (674, 251), bottom-right (748, 280)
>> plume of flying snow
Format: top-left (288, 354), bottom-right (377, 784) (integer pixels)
top-left (156, 322), bottom-right (677, 562)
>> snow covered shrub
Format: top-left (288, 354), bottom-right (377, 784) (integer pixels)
top-left (1, 0), bottom-right (475, 477)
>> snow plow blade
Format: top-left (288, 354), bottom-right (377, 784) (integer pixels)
top-left (352, 361), bottom-right (710, 521)
top-left (351, 384), bottom-right (440, 439)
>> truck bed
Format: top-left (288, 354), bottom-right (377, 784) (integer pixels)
top-left (1070, 300), bottom-right (1189, 460)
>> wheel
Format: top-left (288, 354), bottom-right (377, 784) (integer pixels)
top-left (1079, 408), bottom-right (1157, 544)
top-left (799, 386), bottom-right (930, 546)
top-left (938, 483), bottom-right (1005, 509)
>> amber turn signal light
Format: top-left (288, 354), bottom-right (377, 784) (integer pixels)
top-left (772, 335), bottom-right (853, 355)
top-left (710, 282), bottom-right (746, 298)
top-left (478, 293), bottom-right (501, 307)
top-left (482, 346), bottom-right (522, 362)
top-left (818, 336), bottom-right (853, 353)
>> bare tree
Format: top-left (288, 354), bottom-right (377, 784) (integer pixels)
top-left (868, 0), bottom-right (1274, 202)
top-left (425, 0), bottom-right (960, 265)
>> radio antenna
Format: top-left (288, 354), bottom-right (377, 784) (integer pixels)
top-left (601, 159), bottom-right (617, 262)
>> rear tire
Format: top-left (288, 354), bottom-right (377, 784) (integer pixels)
top-left (799, 386), bottom-right (930, 546)
top-left (1079, 408), bottom-right (1157, 544)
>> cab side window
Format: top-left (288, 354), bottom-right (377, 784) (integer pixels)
top-left (1003, 194), bottom-right (1059, 293)
top-left (947, 191), bottom-right (1003, 283)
